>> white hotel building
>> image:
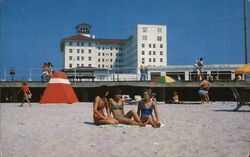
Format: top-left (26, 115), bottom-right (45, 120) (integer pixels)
top-left (61, 23), bottom-right (167, 74)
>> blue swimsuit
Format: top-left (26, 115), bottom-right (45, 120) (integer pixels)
top-left (140, 103), bottom-right (154, 118)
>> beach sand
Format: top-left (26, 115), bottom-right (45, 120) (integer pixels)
top-left (0, 102), bottom-right (249, 157)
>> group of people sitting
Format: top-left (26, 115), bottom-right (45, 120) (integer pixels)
top-left (41, 62), bottom-right (53, 81)
top-left (93, 87), bottom-right (161, 128)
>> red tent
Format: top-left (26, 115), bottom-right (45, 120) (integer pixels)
top-left (40, 71), bottom-right (79, 104)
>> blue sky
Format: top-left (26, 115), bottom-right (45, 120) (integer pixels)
top-left (0, 0), bottom-right (249, 70)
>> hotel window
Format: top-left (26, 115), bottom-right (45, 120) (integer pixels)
top-left (81, 42), bottom-right (84, 46)
top-left (160, 58), bottom-right (163, 62)
top-left (69, 49), bottom-right (72, 53)
top-left (149, 51), bottom-right (152, 55)
top-left (77, 64), bottom-right (80, 67)
top-left (160, 44), bottom-right (163, 48)
top-left (116, 47), bottom-right (118, 50)
top-left (77, 56), bottom-right (80, 61)
top-left (89, 64), bottom-right (91, 67)
top-left (106, 53), bottom-right (109, 56)
top-left (116, 53), bottom-right (118, 56)
top-left (81, 49), bottom-right (84, 53)
top-left (88, 42), bottom-right (91, 46)
top-left (81, 56), bottom-right (84, 61)
top-left (81, 64), bottom-right (84, 67)
top-left (153, 58), bottom-right (156, 62)
top-left (142, 36), bottom-right (147, 41)
top-left (69, 64), bottom-right (72, 68)
top-left (110, 59), bottom-right (113, 62)
top-left (98, 65), bottom-right (100, 68)
top-left (88, 49), bottom-right (91, 54)
top-left (157, 28), bottom-right (162, 33)
top-left (149, 58), bottom-right (152, 62)
top-left (157, 36), bottom-right (162, 41)
top-left (106, 59), bottom-right (109, 62)
top-left (142, 58), bottom-right (145, 63)
top-left (98, 52), bottom-right (100, 56)
top-left (142, 44), bottom-right (145, 48)
top-left (119, 59), bottom-right (122, 62)
top-left (102, 53), bottom-right (105, 56)
top-left (119, 53), bottom-right (122, 56)
top-left (77, 49), bottom-right (80, 53)
top-left (153, 51), bottom-right (156, 55)
top-left (77, 42), bottom-right (80, 46)
top-left (142, 51), bottom-right (145, 55)
top-left (88, 57), bottom-right (92, 61)
top-left (119, 48), bottom-right (122, 50)
top-left (102, 59), bottom-right (104, 62)
top-left (98, 47), bottom-right (100, 50)
top-left (102, 65), bottom-right (105, 68)
top-left (110, 65), bottom-right (113, 68)
top-left (110, 47), bottom-right (113, 50)
top-left (153, 44), bottom-right (156, 48)
top-left (98, 59), bottom-right (100, 62)
top-left (69, 42), bottom-right (73, 46)
top-left (149, 44), bottom-right (151, 48)
top-left (102, 47), bottom-right (105, 50)
top-left (69, 56), bottom-right (72, 60)
top-left (142, 27), bottom-right (147, 32)
top-left (110, 53), bottom-right (112, 56)
top-left (160, 51), bottom-right (163, 55)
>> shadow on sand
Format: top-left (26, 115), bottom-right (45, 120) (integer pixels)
top-left (83, 121), bottom-right (96, 125)
top-left (213, 109), bottom-right (250, 113)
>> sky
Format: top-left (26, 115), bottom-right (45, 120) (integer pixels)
top-left (0, 0), bottom-right (250, 71)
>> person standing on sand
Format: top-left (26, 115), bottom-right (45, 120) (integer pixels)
top-left (93, 86), bottom-right (118, 125)
top-left (17, 82), bottom-right (32, 107)
top-left (198, 79), bottom-right (211, 103)
top-left (109, 88), bottom-right (146, 126)
top-left (137, 89), bottom-right (161, 128)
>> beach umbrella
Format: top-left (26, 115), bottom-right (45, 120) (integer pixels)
top-left (235, 64), bottom-right (250, 74)
top-left (156, 76), bottom-right (175, 83)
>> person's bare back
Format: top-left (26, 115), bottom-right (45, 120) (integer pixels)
top-left (200, 80), bottom-right (211, 89)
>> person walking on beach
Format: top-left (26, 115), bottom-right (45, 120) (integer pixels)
top-left (17, 82), bottom-right (32, 107)
top-left (109, 88), bottom-right (145, 126)
top-left (198, 79), bottom-right (211, 103)
top-left (137, 89), bottom-right (161, 128)
top-left (93, 86), bottom-right (118, 125)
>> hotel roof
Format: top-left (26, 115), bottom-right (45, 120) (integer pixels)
top-left (62, 35), bottom-right (126, 45)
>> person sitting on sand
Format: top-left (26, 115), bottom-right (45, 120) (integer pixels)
top-left (137, 89), bottom-right (161, 128)
top-left (198, 79), bottom-right (211, 103)
top-left (172, 91), bottom-right (185, 104)
top-left (17, 82), bottom-right (32, 107)
top-left (109, 88), bottom-right (145, 126)
top-left (93, 86), bottom-right (118, 125)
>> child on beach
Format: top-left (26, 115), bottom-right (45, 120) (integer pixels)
top-left (137, 89), bottom-right (161, 128)
top-left (17, 82), bottom-right (32, 107)
top-left (109, 88), bottom-right (145, 126)
top-left (93, 86), bottom-right (118, 125)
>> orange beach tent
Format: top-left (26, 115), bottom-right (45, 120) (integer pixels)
top-left (235, 64), bottom-right (250, 74)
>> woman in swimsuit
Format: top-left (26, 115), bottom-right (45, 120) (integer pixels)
top-left (137, 89), bottom-right (161, 128)
top-left (93, 86), bottom-right (118, 125)
top-left (109, 88), bottom-right (145, 126)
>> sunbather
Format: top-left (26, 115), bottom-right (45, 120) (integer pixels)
top-left (109, 88), bottom-right (145, 126)
top-left (137, 89), bottom-right (161, 128)
top-left (93, 86), bottom-right (118, 125)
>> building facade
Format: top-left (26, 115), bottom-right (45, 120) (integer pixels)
top-left (61, 23), bottom-right (167, 73)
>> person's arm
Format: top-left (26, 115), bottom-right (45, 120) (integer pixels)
top-left (27, 87), bottom-right (32, 95)
top-left (153, 102), bottom-right (160, 122)
top-left (93, 96), bottom-right (106, 119)
top-left (105, 99), bottom-right (111, 117)
top-left (137, 101), bottom-right (141, 116)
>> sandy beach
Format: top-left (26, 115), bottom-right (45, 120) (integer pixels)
top-left (0, 102), bottom-right (249, 157)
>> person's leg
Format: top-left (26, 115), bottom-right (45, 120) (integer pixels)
top-left (124, 109), bottom-right (142, 123)
top-left (26, 98), bottom-right (32, 107)
top-left (152, 117), bottom-right (161, 127)
top-left (94, 118), bottom-right (118, 125)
